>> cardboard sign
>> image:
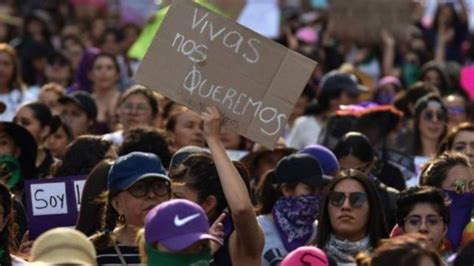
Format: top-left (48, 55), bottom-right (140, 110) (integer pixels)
top-left (328, 0), bottom-right (412, 44)
top-left (25, 176), bottom-right (86, 239)
top-left (134, 0), bottom-right (317, 149)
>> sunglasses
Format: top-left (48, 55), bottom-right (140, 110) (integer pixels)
top-left (127, 179), bottom-right (170, 198)
top-left (328, 191), bottom-right (368, 208)
top-left (447, 179), bottom-right (474, 194)
top-left (404, 215), bottom-right (444, 229)
top-left (422, 110), bottom-right (446, 122)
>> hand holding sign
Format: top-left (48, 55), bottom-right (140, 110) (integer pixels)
top-left (134, 0), bottom-right (316, 148)
top-left (202, 106), bottom-right (224, 143)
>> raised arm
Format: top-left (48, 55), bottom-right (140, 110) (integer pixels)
top-left (201, 106), bottom-right (263, 262)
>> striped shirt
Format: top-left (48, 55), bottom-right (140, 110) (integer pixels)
top-left (96, 244), bottom-right (142, 266)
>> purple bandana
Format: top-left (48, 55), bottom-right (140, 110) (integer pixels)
top-left (272, 195), bottom-right (321, 252)
top-left (443, 190), bottom-right (474, 252)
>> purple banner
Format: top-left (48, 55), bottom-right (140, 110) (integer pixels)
top-left (25, 176), bottom-right (86, 239)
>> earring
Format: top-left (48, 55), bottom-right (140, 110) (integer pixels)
top-left (118, 214), bottom-right (125, 224)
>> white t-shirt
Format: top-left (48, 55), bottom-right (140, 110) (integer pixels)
top-left (0, 89), bottom-right (38, 122)
top-left (286, 116), bottom-right (323, 149)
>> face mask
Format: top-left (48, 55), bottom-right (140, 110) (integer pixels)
top-left (272, 194), bottom-right (321, 252)
top-left (146, 244), bottom-right (211, 266)
top-left (443, 189), bottom-right (474, 252)
top-left (375, 90), bottom-right (395, 105)
top-left (0, 155), bottom-right (21, 190)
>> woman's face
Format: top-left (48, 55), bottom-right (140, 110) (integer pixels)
top-left (14, 106), bottom-right (46, 143)
top-left (418, 104), bottom-right (446, 142)
top-left (113, 178), bottom-right (171, 227)
top-left (171, 111), bottom-right (204, 149)
top-left (0, 51), bottom-right (14, 87)
top-left (443, 96), bottom-right (466, 130)
top-left (63, 39), bottom-right (83, 70)
top-left (220, 127), bottom-right (241, 150)
top-left (61, 103), bottom-right (91, 138)
top-left (45, 126), bottom-right (71, 158)
top-left (0, 133), bottom-right (19, 158)
top-left (328, 179), bottom-right (370, 241)
top-left (402, 203), bottom-right (446, 249)
top-left (118, 93), bottom-right (154, 131)
top-left (38, 90), bottom-right (61, 115)
top-left (423, 70), bottom-right (442, 89)
top-left (452, 131), bottom-right (474, 166)
top-left (338, 155), bottom-right (372, 175)
top-left (89, 56), bottom-right (119, 91)
top-left (441, 164), bottom-right (474, 193)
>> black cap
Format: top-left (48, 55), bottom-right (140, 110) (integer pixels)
top-left (59, 91), bottom-right (98, 120)
top-left (274, 154), bottom-right (332, 187)
top-left (320, 71), bottom-right (368, 97)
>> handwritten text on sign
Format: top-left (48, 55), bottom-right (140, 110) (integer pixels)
top-left (31, 182), bottom-right (68, 216)
top-left (134, 0), bottom-right (316, 148)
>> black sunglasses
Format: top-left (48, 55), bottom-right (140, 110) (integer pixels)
top-left (423, 110), bottom-right (446, 122)
top-left (127, 179), bottom-right (170, 198)
top-left (328, 191), bottom-right (368, 208)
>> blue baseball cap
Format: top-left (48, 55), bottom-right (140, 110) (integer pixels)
top-left (108, 152), bottom-right (170, 191)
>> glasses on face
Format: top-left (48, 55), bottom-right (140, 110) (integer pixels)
top-left (328, 191), bottom-right (368, 208)
top-left (404, 215), bottom-right (443, 229)
top-left (422, 110), bottom-right (446, 122)
top-left (446, 179), bottom-right (474, 194)
top-left (127, 179), bottom-right (170, 198)
top-left (121, 103), bottom-right (150, 113)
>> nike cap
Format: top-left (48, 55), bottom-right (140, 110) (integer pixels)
top-left (144, 199), bottom-right (223, 251)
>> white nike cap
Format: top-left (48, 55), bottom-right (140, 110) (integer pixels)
top-left (144, 199), bottom-right (223, 251)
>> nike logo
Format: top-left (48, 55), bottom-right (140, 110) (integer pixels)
top-left (174, 213), bottom-right (201, 227)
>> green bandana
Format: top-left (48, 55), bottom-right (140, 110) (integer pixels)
top-left (146, 244), bottom-right (211, 266)
top-left (0, 155), bottom-right (21, 189)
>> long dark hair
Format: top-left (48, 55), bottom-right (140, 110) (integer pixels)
top-left (90, 189), bottom-right (121, 250)
top-left (76, 159), bottom-right (113, 236)
top-left (314, 170), bottom-right (388, 248)
top-left (0, 184), bottom-right (13, 266)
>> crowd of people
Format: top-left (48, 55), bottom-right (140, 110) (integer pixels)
top-left (0, 0), bottom-right (473, 265)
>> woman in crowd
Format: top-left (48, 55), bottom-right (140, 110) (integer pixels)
top-left (89, 52), bottom-right (121, 134)
top-left (255, 154), bottom-right (330, 266)
top-left (14, 102), bottom-right (56, 178)
top-left (0, 44), bottom-right (34, 121)
top-left (356, 233), bottom-right (442, 266)
top-left (103, 85), bottom-right (159, 145)
top-left (438, 122), bottom-right (474, 168)
top-left (52, 135), bottom-right (115, 178)
top-left (170, 106), bottom-right (264, 265)
top-left (411, 93), bottom-right (448, 183)
top-left (333, 132), bottom-right (399, 229)
top-left (165, 107), bottom-right (204, 155)
top-left (420, 151), bottom-right (474, 252)
top-left (91, 152), bottom-right (172, 265)
top-left (394, 186), bottom-right (451, 259)
top-left (443, 94), bottom-right (468, 131)
top-left (44, 117), bottom-right (74, 160)
top-left (139, 199), bottom-right (223, 265)
top-left (37, 83), bottom-right (65, 115)
top-left (314, 170), bottom-right (388, 265)
top-left (59, 91), bottom-right (98, 138)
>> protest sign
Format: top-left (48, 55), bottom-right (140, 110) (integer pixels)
top-left (134, 0), bottom-right (317, 148)
top-left (25, 176), bottom-right (86, 239)
top-left (328, 0), bottom-right (412, 44)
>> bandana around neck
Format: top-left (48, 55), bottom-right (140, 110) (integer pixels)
top-left (324, 234), bottom-right (371, 264)
top-left (272, 194), bottom-right (321, 252)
